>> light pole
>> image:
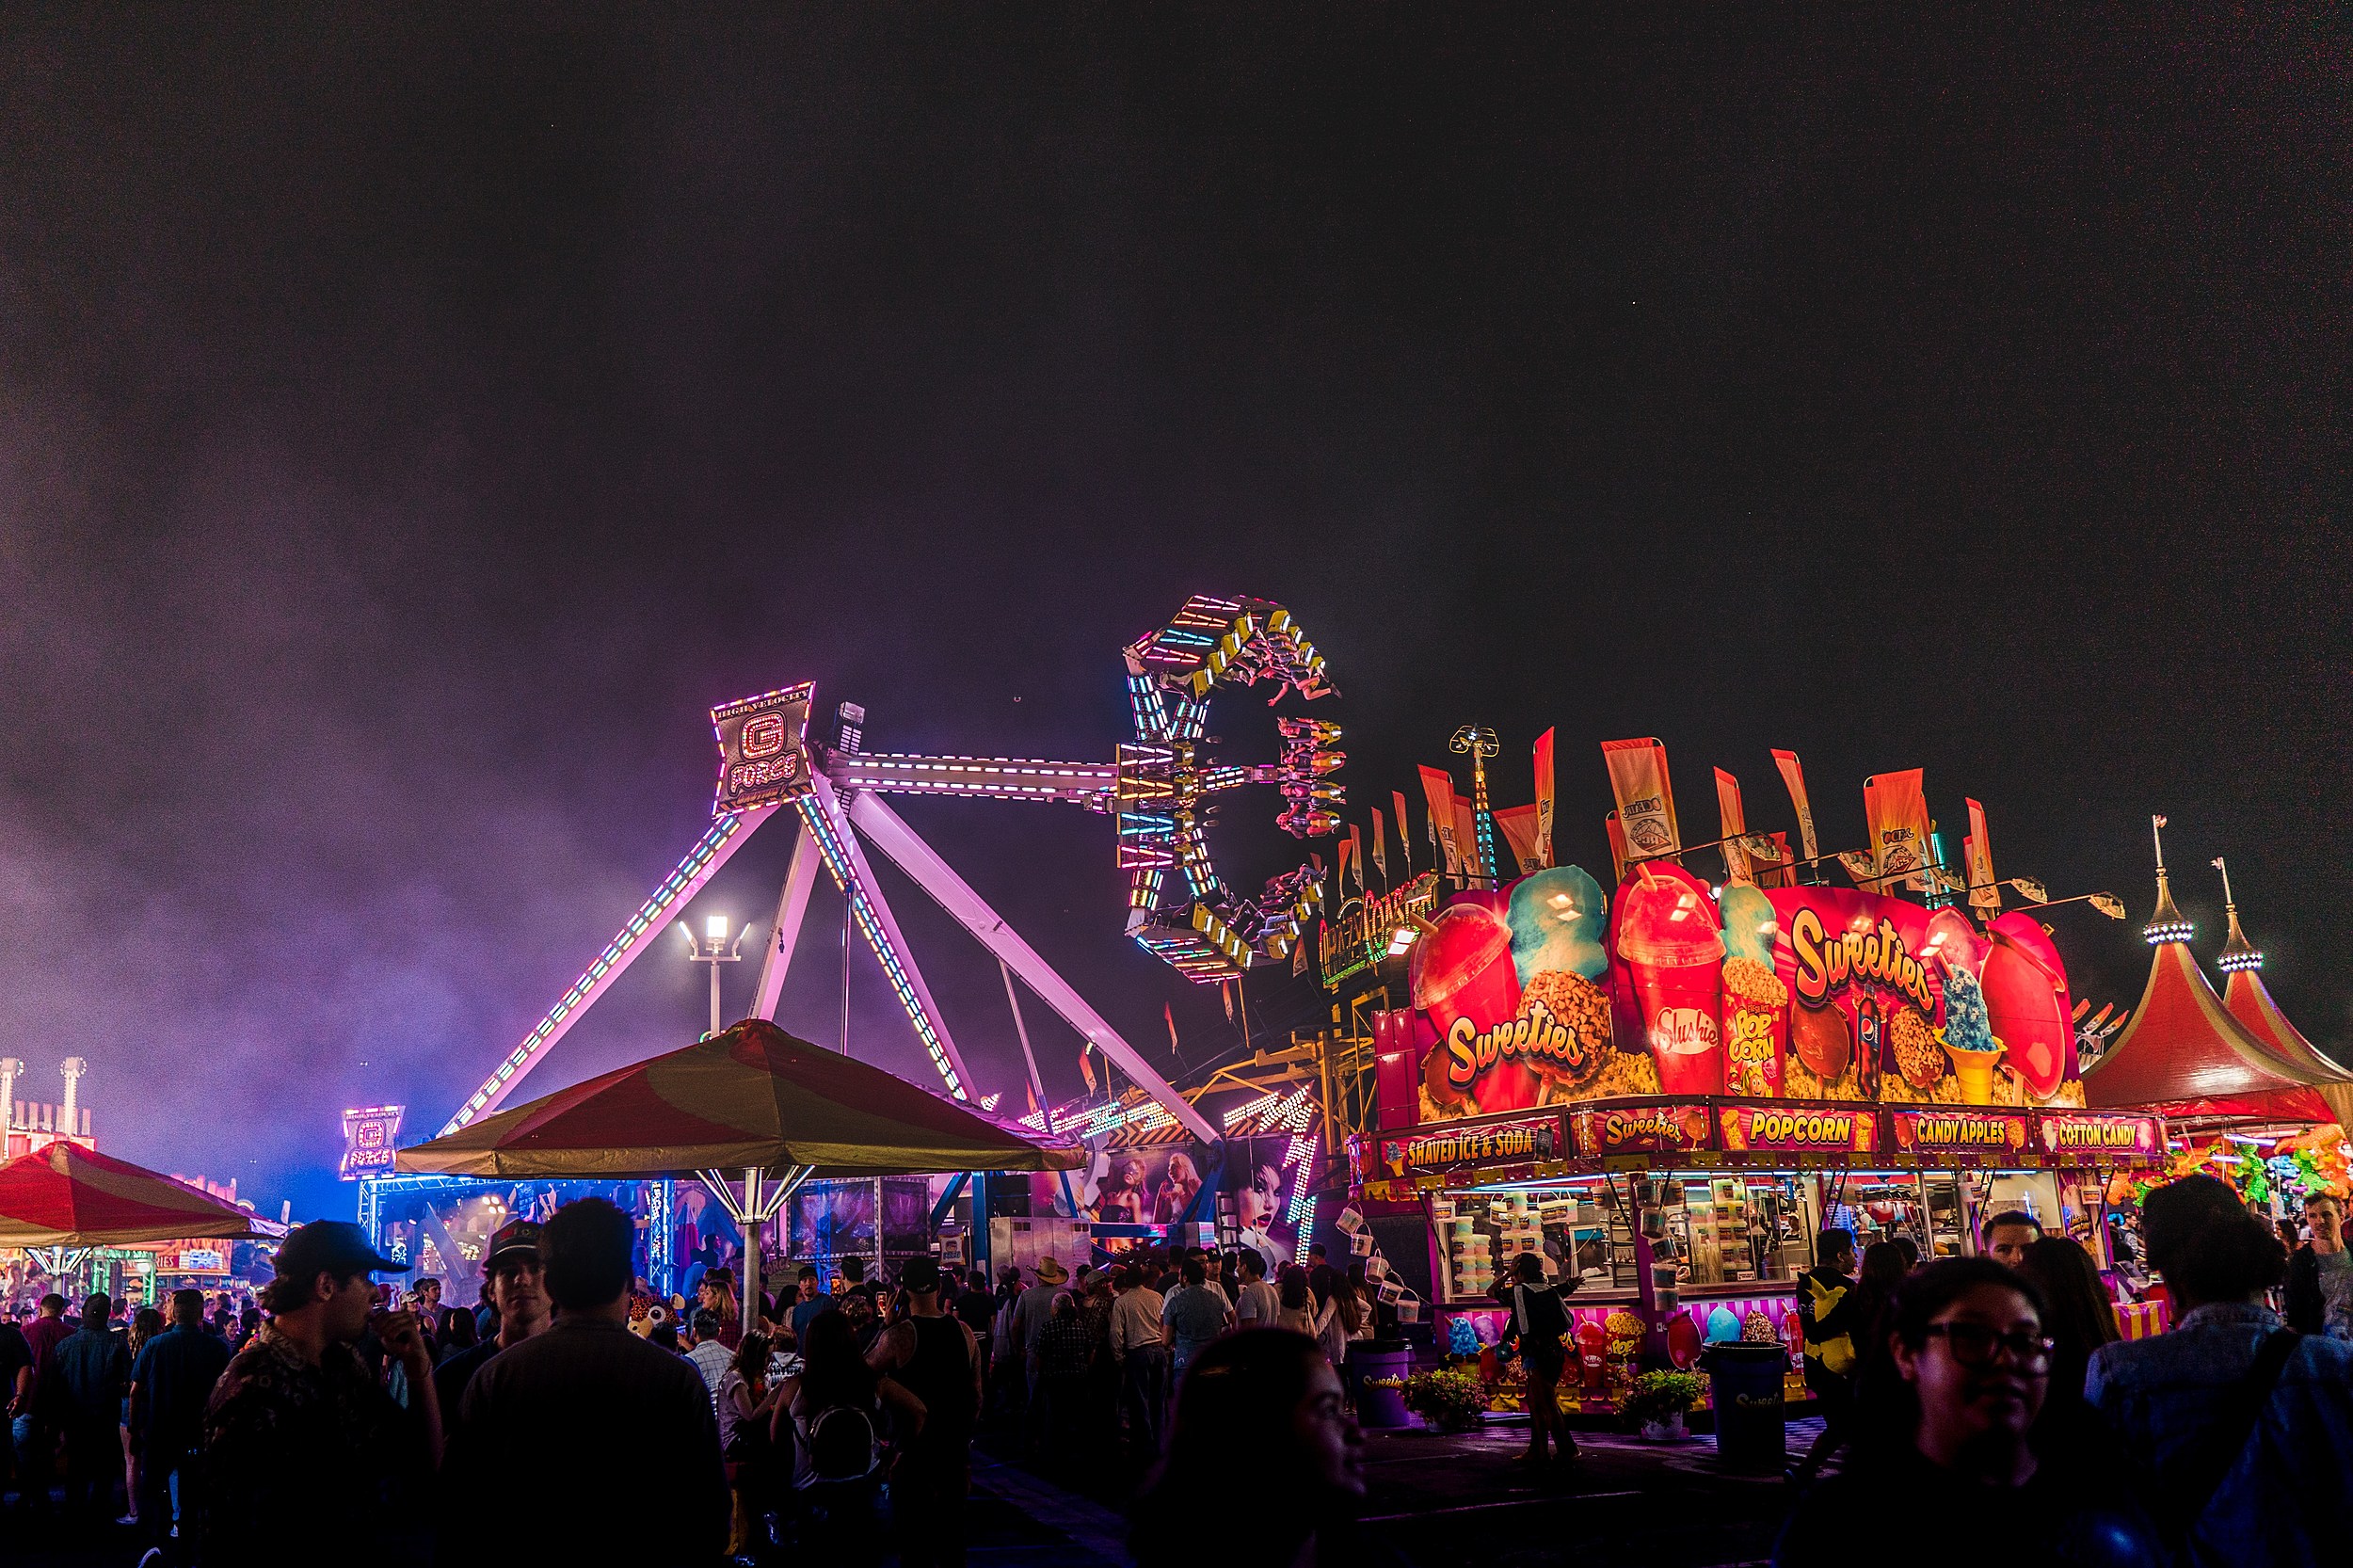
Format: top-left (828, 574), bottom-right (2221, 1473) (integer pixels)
top-left (1449, 725), bottom-right (1499, 888)
top-left (678, 914), bottom-right (748, 1037)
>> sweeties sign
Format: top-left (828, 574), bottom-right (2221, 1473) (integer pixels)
top-left (1570, 1102), bottom-right (1713, 1158)
top-left (1401, 857), bottom-right (2082, 1127)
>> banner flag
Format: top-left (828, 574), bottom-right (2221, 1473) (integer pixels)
top-left (1164, 1001), bottom-right (1179, 1055)
top-left (1454, 794), bottom-right (1484, 882)
top-left (1714, 767), bottom-right (1753, 887)
top-left (1418, 765), bottom-right (1462, 879)
top-left (1601, 737), bottom-right (1680, 860)
top-left (1494, 804), bottom-right (1544, 873)
top-left (1337, 835), bottom-right (1355, 895)
top-left (1864, 768), bottom-right (1931, 890)
top-left (1965, 798), bottom-right (2001, 915)
top-left (1533, 728), bottom-right (1557, 868)
top-left (1369, 808), bottom-right (1388, 887)
top-left (1347, 822), bottom-right (1365, 893)
top-left (1771, 749), bottom-right (1818, 865)
top-left (1079, 1044), bottom-right (1096, 1094)
top-left (1391, 790), bottom-right (1414, 875)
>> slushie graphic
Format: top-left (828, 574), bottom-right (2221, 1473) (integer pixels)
top-left (1410, 901), bottom-right (1532, 1112)
top-left (1615, 871), bottom-right (1726, 1096)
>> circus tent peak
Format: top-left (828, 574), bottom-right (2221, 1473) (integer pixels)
top-left (2085, 829), bottom-right (2333, 1126)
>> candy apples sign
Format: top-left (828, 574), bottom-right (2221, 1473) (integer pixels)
top-left (1889, 1108), bottom-right (2032, 1160)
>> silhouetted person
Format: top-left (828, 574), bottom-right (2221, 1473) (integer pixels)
top-left (443, 1197), bottom-right (727, 1563)
top-left (54, 1293), bottom-right (131, 1518)
top-left (201, 1222), bottom-right (440, 1555)
top-left (130, 1288), bottom-right (232, 1561)
top-left (868, 1256), bottom-right (978, 1568)
top-left (2089, 1175), bottom-right (2353, 1566)
top-left (1131, 1330), bottom-right (1364, 1568)
top-left (1776, 1258), bottom-right (2161, 1568)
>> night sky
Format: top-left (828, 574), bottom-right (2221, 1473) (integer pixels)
top-left (3, 9), bottom-right (2345, 1223)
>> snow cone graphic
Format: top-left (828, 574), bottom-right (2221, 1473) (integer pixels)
top-left (1410, 901), bottom-right (1532, 1112)
top-left (1614, 869), bottom-right (1725, 1096)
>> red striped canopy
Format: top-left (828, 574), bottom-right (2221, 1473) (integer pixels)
top-left (398, 1018), bottom-right (1087, 1178)
top-left (0, 1144), bottom-right (271, 1248)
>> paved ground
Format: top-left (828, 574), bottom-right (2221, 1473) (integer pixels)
top-left (970, 1415), bottom-right (1819, 1568)
top-left (3, 1418), bottom-right (1819, 1567)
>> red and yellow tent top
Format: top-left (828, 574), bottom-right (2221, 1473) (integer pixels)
top-left (2085, 871), bottom-right (2335, 1127)
top-left (0, 1144), bottom-right (272, 1249)
top-left (398, 1017), bottom-right (1087, 1179)
top-left (2217, 902), bottom-right (2353, 1128)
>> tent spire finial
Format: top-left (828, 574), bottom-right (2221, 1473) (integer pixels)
top-left (2143, 814), bottom-right (2192, 946)
top-left (2213, 856), bottom-right (2263, 973)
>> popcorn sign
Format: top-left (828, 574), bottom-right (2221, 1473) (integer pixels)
top-left (1720, 1104), bottom-right (1877, 1155)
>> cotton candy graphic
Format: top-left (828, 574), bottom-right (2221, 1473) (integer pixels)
top-left (1718, 885), bottom-right (1777, 968)
top-left (1507, 864), bottom-right (1609, 984)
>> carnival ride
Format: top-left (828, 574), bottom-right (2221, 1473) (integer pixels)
top-left (437, 595), bottom-right (1343, 1149)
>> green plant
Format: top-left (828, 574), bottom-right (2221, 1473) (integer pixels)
top-left (1402, 1367), bottom-right (1485, 1432)
top-left (1624, 1368), bottom-right (1704, 1427)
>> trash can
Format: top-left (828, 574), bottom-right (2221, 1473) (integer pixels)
top-left (1702, 1343), bottom-right (1786, 1475)
top-left (1352, 1342), bottom-right (1417, 1430)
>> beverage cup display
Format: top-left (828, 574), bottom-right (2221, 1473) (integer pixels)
top-left (1410, 902), bottom-right (1531, 1111)
top-left (1411, 902), bottom-right (1522, 1039)
top-left (1616, 871), bottom-right (1727, 1097)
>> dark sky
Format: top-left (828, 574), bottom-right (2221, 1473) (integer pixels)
top-left (3, 8), bottom-right (2346, 1223)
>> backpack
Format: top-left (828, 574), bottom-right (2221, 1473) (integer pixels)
top-left (801, 1403), bottom-right (881, 1484)
top-left (1801, 1272), bottom-right (1857, 1377)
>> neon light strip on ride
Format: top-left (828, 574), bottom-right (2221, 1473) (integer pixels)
top-left (440, 809), bottom-right (768, 1135)
top-left (794, 791), bottom-right (967, 1099)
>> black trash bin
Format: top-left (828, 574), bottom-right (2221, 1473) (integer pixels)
top-left (1702, 1343), bottom-right (1787, 1475)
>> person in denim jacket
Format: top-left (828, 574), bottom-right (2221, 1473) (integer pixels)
top-left (2089, 1176), bottom-right (2353, 1568)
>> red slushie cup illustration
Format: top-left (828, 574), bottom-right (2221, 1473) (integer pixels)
top-left (1410, 902), bottom-right (1531, 1111)
top-left (1615, 872), bottom-right (1726, 1096)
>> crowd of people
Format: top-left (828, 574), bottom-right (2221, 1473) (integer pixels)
top-left (1, 1173), bottom-right (2346, 1567)
top-left (1777, 1176), bottom-right (2353, 1568)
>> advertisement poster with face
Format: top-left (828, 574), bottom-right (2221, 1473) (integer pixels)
top-left (1080, 1144), bottom-right (1211, 1226)
top-left (1224, 1137), bottom-right (1304, 1277)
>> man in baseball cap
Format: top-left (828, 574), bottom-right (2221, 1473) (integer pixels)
top-left (432, 1219), bottom-right (549, 1429)
top-left (199, 1221), bottom-right (439, 1554)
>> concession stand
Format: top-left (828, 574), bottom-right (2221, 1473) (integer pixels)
top-left (1350, 851), bottom-right (2159, 1416)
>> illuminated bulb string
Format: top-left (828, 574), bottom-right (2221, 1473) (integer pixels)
top-left (446, 813), bottom-right (745, 1131)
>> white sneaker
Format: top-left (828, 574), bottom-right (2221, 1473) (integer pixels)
top-left (116, 1513), bottom-right (140, 1527)
top-left (137, 1551), bottom-right (166, 1568)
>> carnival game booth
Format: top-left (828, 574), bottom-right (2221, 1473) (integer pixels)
top-left (1354, 858), bottom-right (2157, 1416)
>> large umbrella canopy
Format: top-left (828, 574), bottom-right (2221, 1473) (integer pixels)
top-left (0, 1143), bottom-right (272, 1248)
top-left (397, 1018), bottom-right (1088, 1179)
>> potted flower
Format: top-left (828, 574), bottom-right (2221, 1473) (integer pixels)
top-left (1624, 1368), bottom-right (1703, 1441)
top-left (1401, 1366), bottom-right (1485, 1433)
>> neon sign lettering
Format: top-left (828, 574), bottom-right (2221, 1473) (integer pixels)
top-left (1787, 906), bottom-right (1936, 1014)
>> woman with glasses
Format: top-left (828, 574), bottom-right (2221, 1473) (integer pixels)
top-left (1129, 1330), bottom-right (1365, 1568)
top-left (1775, 1257), bottom-right (2163, 1568)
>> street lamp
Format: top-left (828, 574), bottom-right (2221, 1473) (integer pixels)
top-left (678, 915), bottom-right (747, 1037)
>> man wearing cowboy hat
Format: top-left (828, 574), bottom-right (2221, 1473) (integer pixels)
top-left (1009, 1256), bottom-right (1068, 1428)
